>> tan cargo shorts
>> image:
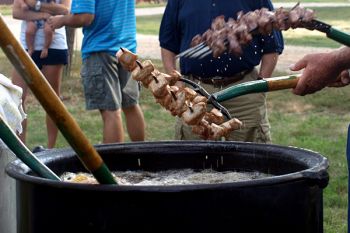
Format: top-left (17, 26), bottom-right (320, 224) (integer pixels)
top-left (175, 68), bottom-right (271, 143)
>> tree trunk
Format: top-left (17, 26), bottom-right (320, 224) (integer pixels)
top-left (64, 26), bottom-right (76, 78)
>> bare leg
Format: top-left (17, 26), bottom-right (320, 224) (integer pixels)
top-left (100, 109), bottom-right (124, 143)
top-left (41, 64), bottom-right (63, 148)
top-left (40, 22), bottom-right (54, 59)
top-left (11, 69), bottom-right (29, 143)
top-left (123, 104), bottom-right (145, 141)
top-left (25, 21), bottom-right (37, 56)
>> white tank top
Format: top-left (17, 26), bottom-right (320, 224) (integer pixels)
top-left (19, 0), bottom-right (68, 50)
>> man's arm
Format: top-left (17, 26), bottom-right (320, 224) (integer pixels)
top-left (161, 48), bottom-right (177, 74)
top-left (24, 0), bottom-right (70, 16)
top-left (259, 53), bottom-right (279, 78)
top-left (47, 13), bottom-right (95, 29)
top-left (13, 0), bottom-right (50, 21)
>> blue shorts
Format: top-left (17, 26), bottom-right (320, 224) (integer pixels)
top-left (30, 48), bottom-right (68, 69)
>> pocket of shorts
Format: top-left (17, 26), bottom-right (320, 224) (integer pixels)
top-left (81, 66), bottom-right (105, 100)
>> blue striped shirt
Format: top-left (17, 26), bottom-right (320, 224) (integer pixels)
top-left (71, 0), bottom-right (137, 59)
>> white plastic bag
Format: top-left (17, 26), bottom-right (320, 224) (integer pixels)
top-left (0, 73), bottom-right (26, 134)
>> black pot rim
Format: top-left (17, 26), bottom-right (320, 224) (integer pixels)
top-left (5, 141), bottom-right (329, 192)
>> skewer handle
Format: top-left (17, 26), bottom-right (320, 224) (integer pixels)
top-left (213, 75), bottom-right (300, 102)
top-left (326, 28), bottom-right (350, 47)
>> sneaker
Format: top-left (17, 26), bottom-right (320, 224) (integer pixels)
top-left (32, 145), bottom-right (47, 153)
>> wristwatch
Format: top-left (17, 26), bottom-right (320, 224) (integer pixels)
top-left (34, 1), bottom-right (42, 11)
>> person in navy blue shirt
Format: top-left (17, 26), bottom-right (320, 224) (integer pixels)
top-left (159, 0), bottom-right (284, 142)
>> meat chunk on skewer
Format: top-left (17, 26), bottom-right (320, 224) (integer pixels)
top-left (182, 101), bottom-right (207, 125)
top-left (118, 49), bottom-right (244, 140)
top-left (189, 4), bottom-right (316, 58)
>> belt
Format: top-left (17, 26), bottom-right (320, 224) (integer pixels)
top-left (190, 69), bottom-right (254, 87)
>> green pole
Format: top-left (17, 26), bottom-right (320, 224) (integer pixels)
top-left (0, 116), bottom-right (61, 181)
top-left (212, 75), bottom-right (300, 102)
top-left (213, 80), bottom-right (269, 102)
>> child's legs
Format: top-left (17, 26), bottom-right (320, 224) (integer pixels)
top-left (25, 21), bottom-right (37, 54)
top-left (40, 22), bottom-right (54, 58)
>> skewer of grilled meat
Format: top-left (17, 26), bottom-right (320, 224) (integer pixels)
top-left (119, 48), bottom-right (242, 140)
top-left (190, 4), bottom-right (315, 58)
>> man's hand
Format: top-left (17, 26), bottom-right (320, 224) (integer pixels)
top-left (289, 52), bottom-right (345, 95)
top-left (47, 15), bottom-right (65, 29)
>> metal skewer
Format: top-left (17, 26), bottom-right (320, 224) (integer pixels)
top-left (176, 3), bottom-right (340, 60)
top-left (179, 78), bottom-right (232, 120)
top-left (175, 42), bottom-right (206, 59)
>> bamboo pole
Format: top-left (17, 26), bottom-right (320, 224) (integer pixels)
top-left (0, 15), bottom-right (116, 184)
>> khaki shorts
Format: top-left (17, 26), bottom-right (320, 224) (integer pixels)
top-left (175, 68), bottom-right (271, 143)
top-left (81, 52), bottom-right (139, 110)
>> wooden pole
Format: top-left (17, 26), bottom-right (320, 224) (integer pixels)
top-left (0, 15), bottom-right (116, 184)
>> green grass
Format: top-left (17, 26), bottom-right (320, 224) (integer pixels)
top-left (136, 14), bottom-right (163, 35)
top-left (135, 2), bottom-right (166, 8)
top-left (0, 5), bottom-right (12, 16)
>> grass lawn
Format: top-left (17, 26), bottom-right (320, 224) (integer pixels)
top-left (0, 5), bottom-right (11, 15)
top-left (135, 2), bottom-right (166, 8)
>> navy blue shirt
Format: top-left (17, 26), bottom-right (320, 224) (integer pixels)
top-left (159, 0), bottom-right (284, 78)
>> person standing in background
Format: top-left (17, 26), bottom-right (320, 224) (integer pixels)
top-left (47, 0), bottom-right (145, 143)
top-left (12, 0), bottom-right (70, 149)
top-left (159, 0), bottom-right (284, 143)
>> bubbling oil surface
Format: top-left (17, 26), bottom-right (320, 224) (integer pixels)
top-left (61, 169), bottom-right (271, 185)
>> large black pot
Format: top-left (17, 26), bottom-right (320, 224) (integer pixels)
top-left (6, 141), bottom-right (329, 233)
